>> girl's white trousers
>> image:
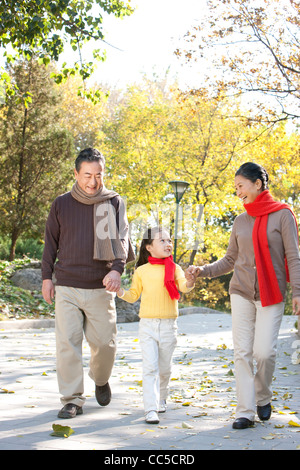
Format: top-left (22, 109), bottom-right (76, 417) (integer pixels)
top-left (139, 318), bottom-right (177, 413)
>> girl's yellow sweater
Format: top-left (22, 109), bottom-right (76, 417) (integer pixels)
top-left (117, 263), bottom-right (193, 319)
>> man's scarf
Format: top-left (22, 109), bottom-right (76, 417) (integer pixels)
top-left (71, 181), bottom-right (135, 263)
top-left (244, 190), bottom-right (298, 307)
top-left (148, 255), bottom-right (180, 300)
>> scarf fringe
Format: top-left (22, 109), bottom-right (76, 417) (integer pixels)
top-left (148, 255), bottom-right (180, 300)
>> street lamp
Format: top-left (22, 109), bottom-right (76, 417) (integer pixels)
top-left (169, 180), bottom-right (190, 262)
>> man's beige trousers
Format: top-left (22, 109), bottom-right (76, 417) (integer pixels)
top-left (55, 286), bottom-right (117, 407)
top-left (231, 294), bottom-right (285, 421)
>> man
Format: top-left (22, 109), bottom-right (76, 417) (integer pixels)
top-left (42, 148), bottom-right (134, 418)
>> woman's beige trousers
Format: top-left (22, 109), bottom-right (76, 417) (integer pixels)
top-left (231, 293), bottom-right (285, 421)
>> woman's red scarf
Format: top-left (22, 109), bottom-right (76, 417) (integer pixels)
top-left (148, 255), bottom-right (180, 300)
top-left (244, 190), bottom-right (298, 307)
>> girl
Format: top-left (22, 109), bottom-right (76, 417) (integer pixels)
top-left (117, 226), bottom-right (195, 424)
top-left (187, 162), bottom-right (300, 429)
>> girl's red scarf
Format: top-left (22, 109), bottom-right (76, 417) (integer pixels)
top-left (244, 190), bottom-right (298, 307)
top-left (148, 255), bottom-right (180, 300)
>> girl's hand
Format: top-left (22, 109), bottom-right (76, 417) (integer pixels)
top-left (103, 270), bottom-right (121, 292)
top-left (185, 266), bottom-right (202, 280)
top-left (185, 266), bottom-right (199, 287)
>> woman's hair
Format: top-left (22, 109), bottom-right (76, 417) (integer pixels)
top-left (235, 162), bottom-right (269, 191)
top-left (136, 226), bottom-right (166, 268)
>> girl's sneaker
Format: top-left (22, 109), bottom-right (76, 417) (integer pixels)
top-left (158, 400), bottom-right (167, 413)
top-left (145, 410), bottom-right (160, 424)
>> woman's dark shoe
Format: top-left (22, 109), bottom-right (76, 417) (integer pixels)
top-left (95, 382), bottom-right (111, 406)
top-left (57, 403), bottom-right (83, 418)
top-left (232, 418), bottom-right (254, 429)
top-left (257, 403), bottom-right (272, 421)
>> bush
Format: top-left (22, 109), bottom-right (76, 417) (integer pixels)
top-left (182, 277), bottom-right (231, 312)
top-left (0, 237), bottom-right (44, 260)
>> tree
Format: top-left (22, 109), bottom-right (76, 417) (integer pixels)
top-left (101, 79), bottom-right (299, 264)
top-left (175, 0), bottom-right (300, 124)
top-left (59, 75), bottom-right (110, 152)
top-left (0, 58), bottom-right (73, 260)
top-left (0, 0), bottom-right (134, 100)
top-left (100, 80), bottom-right (254, 261)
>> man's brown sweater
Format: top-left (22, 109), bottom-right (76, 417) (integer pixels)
top-left (41, 192), bottom-right (125, 289)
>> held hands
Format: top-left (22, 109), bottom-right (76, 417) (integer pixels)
top-left (103, 270), bottom-right (121, 293)
top-left (185, 265), bottom-right (202, 287)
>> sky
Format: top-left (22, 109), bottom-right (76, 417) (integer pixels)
top-left (83, 0), bottom-right (209, 89)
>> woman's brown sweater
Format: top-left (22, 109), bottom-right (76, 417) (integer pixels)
top-left (199, 209), bottom-right (300, 302)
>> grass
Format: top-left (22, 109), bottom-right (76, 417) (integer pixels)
top-left (0, 258), bottom-right (55, 321)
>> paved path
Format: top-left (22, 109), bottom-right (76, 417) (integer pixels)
top-left (1, 313), bottom-right (300, 452)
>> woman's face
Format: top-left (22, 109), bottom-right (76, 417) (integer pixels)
top-left (235, 175), bottom-right (263, 204)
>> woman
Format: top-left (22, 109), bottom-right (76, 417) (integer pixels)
top-left (187, 162), bottom-right (300, 429)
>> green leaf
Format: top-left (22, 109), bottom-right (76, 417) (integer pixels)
top-left (50, 423), bottom-right (75, 438)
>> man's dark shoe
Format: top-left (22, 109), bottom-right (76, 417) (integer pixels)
top-left (57, 403), bottom-right (83, 419)
top-left (95, 382), bottom-right (111, 406)
top-left (257, 403), bottom-right (272, 421)
top-left (232, 418), bottom-right (254, 429)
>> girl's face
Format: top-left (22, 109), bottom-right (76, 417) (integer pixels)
top-left (235, 175), bottom-right (262, 205)
top-left (146, 230), bottom-right (173, 259)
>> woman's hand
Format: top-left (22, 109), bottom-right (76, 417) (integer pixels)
top-left (185, 266), bottom-right (202, 279)
top-left (293, 296), bottom-right (300, 315)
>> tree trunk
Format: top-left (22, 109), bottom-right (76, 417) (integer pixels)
top-left (9, 228), bottom-right (19, 261)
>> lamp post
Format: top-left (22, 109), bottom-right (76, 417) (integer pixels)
top-left (169, 180), bottom-right (190, 263)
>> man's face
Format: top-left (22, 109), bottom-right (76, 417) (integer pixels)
top-left (75, 160), bottom-right (105, 195)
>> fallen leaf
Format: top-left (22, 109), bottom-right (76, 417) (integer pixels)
top-left (288, 420), bottom-right (300, 428)
top-left (182, 422), bottom-right (194, 429)
top-left (50, 424), bottom-right (75, 438)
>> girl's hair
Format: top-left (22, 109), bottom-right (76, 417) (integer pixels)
top-left (235, 162), bottom-right (269, 191)
top-left (136, 226), bottom-right (166, 268)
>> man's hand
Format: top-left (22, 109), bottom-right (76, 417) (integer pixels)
top-left (103, 270), bottom-right (121, 293)
top-left (42, 279), bottom-right (55, 305)
top-left (293, 296), bottom-right (300, 315)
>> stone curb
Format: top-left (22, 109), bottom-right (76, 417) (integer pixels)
top-left (0, 306), bottom-right (221, 330)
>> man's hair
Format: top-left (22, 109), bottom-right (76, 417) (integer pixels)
top-left (75, 148), bottom-right (105, 172)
